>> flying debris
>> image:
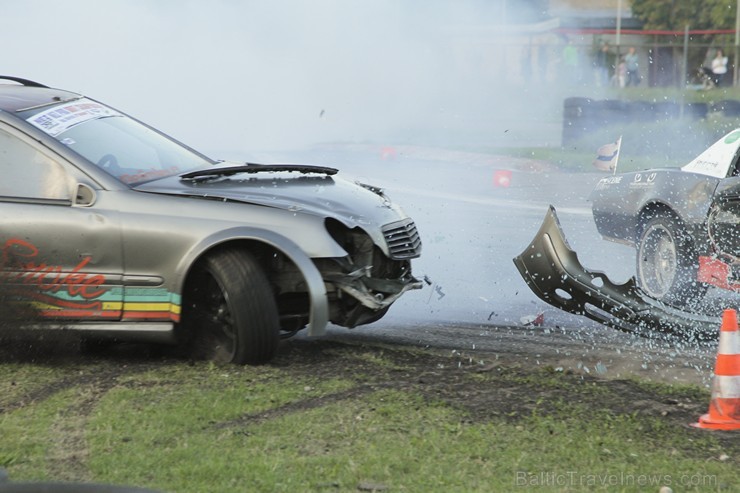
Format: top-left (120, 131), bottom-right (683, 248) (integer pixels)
top-left (514, 129), bottom-right (740, 339)
top-left (514, 206), bottom-right (720, 340)
top-left (520, 313), bottom-right (544, 327)
top-left (435, 285), bottom-right (446, 300)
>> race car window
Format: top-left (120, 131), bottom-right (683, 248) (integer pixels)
top-left (731, 152), bottom-right (740, 177)
top-left (0, 125), bottom-right (73, 201)
top-left (23, 99), bottom-right (212, 185)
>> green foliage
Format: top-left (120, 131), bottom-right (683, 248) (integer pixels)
top-left (631, 0), bottom-right (737, 31)
top-left (0, 452), bottom-right (18, 467)
top-left (703, 1), bottom-right (739, 29)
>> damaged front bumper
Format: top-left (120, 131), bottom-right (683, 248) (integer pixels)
top-left (326, 270), bottom-right (423, 311)
top-left (513, 206), bottom-right (719, 340)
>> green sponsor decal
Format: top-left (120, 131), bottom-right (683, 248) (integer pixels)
top-left (724, 131), bottom-right (740, 144)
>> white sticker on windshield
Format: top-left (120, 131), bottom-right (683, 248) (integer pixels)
top-left (26, 98), bottom-right (122, 137)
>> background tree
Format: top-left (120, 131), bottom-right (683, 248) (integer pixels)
top-left (630, 0), bottom-right (736, 31)
top-left (631, 0), bottom-right (737, 82)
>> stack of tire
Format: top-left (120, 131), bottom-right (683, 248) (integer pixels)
top-left (561, 97), bottom-right (718, 146)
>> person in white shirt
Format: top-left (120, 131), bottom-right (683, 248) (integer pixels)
top-left (711, 48), bottom-right (728, 87)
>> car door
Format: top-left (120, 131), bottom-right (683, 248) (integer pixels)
top-left (0, 122), bottom-right (124, 321)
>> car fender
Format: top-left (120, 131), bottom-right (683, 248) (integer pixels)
top-left (174, 227), bottom-right (329, 336)
top-left (590, 169), bottom-right (720, 244)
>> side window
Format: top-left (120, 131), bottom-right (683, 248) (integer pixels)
top-left (0, 126), bottom-right (73, 200)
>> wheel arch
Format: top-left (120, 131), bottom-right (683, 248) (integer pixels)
top-left (634, 202), bottom-right (709, 303)
top-left (635, 201), bottom-right (682, 241)
top-left (174, 227), bottom-right (329, 336)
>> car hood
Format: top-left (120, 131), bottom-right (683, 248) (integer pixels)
top-left (134, 166), bottom-right (409, 229)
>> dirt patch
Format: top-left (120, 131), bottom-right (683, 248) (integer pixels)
top-left (245, 337), bottom-right (738, 462)
top-left (273, 339), bottom-right (738, 455)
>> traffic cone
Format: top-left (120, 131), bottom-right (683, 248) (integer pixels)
top-left (692, 309), bottom-right (740, 431)
top-left (493, 169), bottom-right (512, 187)
top-left (380, 146), bottom-right (397, 161)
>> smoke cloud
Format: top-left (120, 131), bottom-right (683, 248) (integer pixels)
top-left (2, 0), bottom-right (574, 155)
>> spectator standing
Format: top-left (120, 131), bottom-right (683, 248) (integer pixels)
top-left (593, 41), bottom-right (612, 87)
top-left (612, 56), bottom-right (627, 88)
top-left (625, 47), bottom-right (640, 86)
top-left (711, 49), bottom-right (728, 87)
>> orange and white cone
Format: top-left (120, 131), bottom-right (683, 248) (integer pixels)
top-left (692, 309), bottom-right (740, 431)
top-left (492, 169), bottom-right (512, 188)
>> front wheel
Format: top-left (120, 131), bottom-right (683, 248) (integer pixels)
top-left (635, 215), bottom-right (707, 304)
top-left (182, 249), bottom-right (279, 365)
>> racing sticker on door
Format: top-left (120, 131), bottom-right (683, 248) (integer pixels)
top-left (1, 238), bottom-right (180, 322)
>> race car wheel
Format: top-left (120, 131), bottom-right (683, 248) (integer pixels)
top-left (636, 215), bottom-right (707, 304)
top-left (184, 249), bottom-right (279, 365)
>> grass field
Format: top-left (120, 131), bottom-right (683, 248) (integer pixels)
top-left (0, 338), bottom-right (737, 492)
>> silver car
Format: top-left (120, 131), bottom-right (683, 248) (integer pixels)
top-left (0, 76), bottom-right (422, 364)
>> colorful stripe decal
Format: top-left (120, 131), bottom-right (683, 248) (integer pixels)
top-left (27, 287), bottom-right (182, 323)
top-left (121, 290), bottom-right (181, 322)
top-left (39, 309), bottom-right (121, 319)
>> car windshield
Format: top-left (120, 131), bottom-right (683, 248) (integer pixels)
top-left (21, 98), bottom-right (213, 185)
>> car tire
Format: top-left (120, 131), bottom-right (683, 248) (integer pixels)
top-left (183, 249), bottom-right (279, 365)
top-left (635, 214), bottom-right (707, 304)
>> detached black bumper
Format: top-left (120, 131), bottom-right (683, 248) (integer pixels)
top-left (513, 206), bottom-right (719, 341)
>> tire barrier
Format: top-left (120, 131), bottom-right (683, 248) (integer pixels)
top-left (709, 99), bottom-right (740, 117)
top-left (562, 97), bottom-right (719, 146)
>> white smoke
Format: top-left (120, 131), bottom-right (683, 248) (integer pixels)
top-left (2, 0), bottom-right (569, 155)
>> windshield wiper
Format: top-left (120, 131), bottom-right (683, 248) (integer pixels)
top-left (180, 163), bottom-right (338, 181)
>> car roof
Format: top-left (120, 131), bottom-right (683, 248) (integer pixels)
top-left (0, 76), bottom-right (80, 113)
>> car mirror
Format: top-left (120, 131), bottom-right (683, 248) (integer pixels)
top-left (74, 183), bottom-right (96, 207)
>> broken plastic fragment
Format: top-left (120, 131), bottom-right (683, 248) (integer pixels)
top-left (520, 312), bottom-right (545, 326)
